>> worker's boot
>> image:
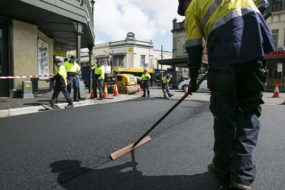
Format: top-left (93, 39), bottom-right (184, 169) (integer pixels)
top-left (209, 160), bottom-right (229, 179)
top-left (168, 93), bottom-right (174, 97)
top-left (147, 90), bottom-right (150, 97)
top-left (43, 103), bottom-right (54, 110)
top-left (65, 103), bottom-right (74, 109)
top-left (229, 177), bottom-right (251, 190)
top-left (164, 93), bottom-right (168, 99)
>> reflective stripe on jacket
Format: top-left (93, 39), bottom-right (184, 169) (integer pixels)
top-left (141, 73), bottom-right (151, 80)
top-left (185, 0), bottom-right (273, 68)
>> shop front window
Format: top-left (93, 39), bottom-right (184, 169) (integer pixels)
top-left (272, 29), bottom-right (279, 50)
top-left (141, 55), bottom-right (146, 67)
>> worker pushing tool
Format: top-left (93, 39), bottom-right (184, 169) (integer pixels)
top-left (162, 74), bottom-right (174, 99)
top-left (43, 59), bottom-right (73, 110)
top-left (64, 55), bottom-right (81, 102)
top-left (92, 61), bottom-right (105, 100)
top-left (178, 0), bottom-right (273, 189)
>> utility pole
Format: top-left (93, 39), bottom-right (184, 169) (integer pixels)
top-left (161, 45), bottom-right (163, 70)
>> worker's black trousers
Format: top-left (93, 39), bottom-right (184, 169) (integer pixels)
top-left (208, 60), bottom-right (265, 185)
top-left (51, 87), bottom-right (72, 105)
top-left (142, 80), bottom-right (150, 97)
top-left (92, 79), bottom-right (103, 98)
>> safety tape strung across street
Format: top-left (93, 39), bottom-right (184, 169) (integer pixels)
top-left (0, 74), bottom-right (54, 79)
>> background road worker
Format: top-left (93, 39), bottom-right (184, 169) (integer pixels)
top-left (178, 0), bottom-right (273, 189)
top-left (162, 74), bottom-right (173, 99)
top-left (64, 55), bottom-right (81, 102)
top-left (92, 61), bottom-right (104, 100)
top-left (141, 69), bottom-right (151, 97)
top-left (44, 59), bottom-right (73, 109)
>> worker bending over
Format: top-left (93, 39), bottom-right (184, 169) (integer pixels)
top-left (141, 69), bottom-right (151, 97)
top-left (162, 74), bottom-right (174, 99)
top-left (44, 59), bottom-right (73, 109)
top-left (64, 55), bottom-right (81, 102)
top-left (92, 62), bottom-right (104, 100)
top-left (178, 0), bottom-right (273, 189)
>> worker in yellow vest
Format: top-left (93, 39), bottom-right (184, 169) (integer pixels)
top-left (43, 59), bottom-right (73, 109)
top-left (141, 69), bottom-right (151, 97)
top-left (178, 0), bottom-right (273, 189)
top-left (162, 74), bottom-right (174, 99)
top-left (92, 61), bottom-right (104, 100)
top-left (64, 55), bottom-right (81, 102)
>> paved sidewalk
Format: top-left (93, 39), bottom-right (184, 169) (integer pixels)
top-left (0, 90), bottom-right (140, 118)
top-left (0, 88), bottom-right (284, 118)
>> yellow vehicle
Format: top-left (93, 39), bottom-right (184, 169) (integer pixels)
top-left (115, 74), bottom-right (137, 94)
top-left (113, 68), bottom-right (154, 75)
top-left (106, 68), bottom-right (154, 94)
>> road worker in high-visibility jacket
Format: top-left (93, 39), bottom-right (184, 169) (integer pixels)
top-left (64, 55), bottom-right (81, 102)
top-left (92, 62), bottom-right (105, 100)
top-left (162, 74), bottom-right (173, 99)
top-left (178, 0), bottom-right (273, 189)
top-left (45, 59), bottom-right (73, 109)
top-left (141, 69), bottom-right (151, 97)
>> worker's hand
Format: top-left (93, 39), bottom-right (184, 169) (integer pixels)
top-left (188, 79), bottom-right (198, 95)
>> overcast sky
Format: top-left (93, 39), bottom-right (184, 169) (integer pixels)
top-left (94, 0), bottom-right (184, 52)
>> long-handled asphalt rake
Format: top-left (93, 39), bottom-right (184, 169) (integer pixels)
top-left (110, 73), bottom-right (208, 160)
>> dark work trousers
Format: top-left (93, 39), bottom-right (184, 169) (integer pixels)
top-left (51, 87), bottom-right (72, 105)
top-left (162, 83), bottom-right (170, 97)
top-left (207, 60), bottom-right (265, 185)
top-left (67, 74), bottom-right (79, 101)
top-left (92, 79), bottom-right (104, 98)
top-left (142, 80), bottom-right (150, 97)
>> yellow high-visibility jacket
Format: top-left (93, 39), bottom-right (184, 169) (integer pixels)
top-left (54, 65), bottom-right (67, 87)
top-left (185, 0), bottom-right (273, 70)
top-left (92, 65), bottom-right (105, 80)
top-left (64, 61), bottom-right (81, 73)
top-left (141, 73), bottom-right (151, 80)
top-left (162, 76), bottom-right (171, 84)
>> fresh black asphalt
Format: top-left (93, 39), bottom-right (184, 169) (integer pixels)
top-left (0, 98), bottom-right (284, 190)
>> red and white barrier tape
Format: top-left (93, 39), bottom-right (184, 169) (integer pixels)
top-left (0, 74), bottom-right (54, 79)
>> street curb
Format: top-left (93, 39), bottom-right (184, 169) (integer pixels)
top-left (0, 95), bottom-right (139, 119)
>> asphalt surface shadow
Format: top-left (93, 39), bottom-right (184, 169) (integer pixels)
top-left (50, 155), bottom-right (227, 190)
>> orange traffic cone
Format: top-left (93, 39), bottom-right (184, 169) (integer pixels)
top-left (113, 83), bottom-right (119, 96)
top-left (137, 85), bottom-right (141, 92)
top-left (104, 83), bottom-right (109, 98)
top-left (90, 91), bottom-right (94, 99)
top-left (272, 84), bottom-right (280, 98)
top-left (185, 84), bottom-right (190, 96)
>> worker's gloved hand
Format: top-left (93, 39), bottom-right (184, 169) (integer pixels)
top-left (188, 79), bottom-right (198, 95)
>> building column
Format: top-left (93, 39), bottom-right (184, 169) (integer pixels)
top-left (88, 46), bottom-right (94, 93)
top-left (73, 22), bottom-right (84, 65)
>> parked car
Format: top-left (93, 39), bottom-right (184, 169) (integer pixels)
top-left (178, 74), bottom-right (208, 92)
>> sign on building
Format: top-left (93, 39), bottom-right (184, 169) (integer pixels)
top-left (277, 63), bottom-right (283, 73)
top-left (38, 38), bottom-right (49, 79)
